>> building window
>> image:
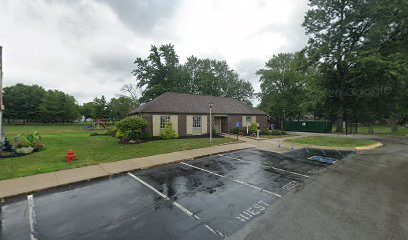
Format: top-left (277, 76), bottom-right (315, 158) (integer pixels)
top-left (193, 116), bottom-right (201, 128)
top-left (246, 116), bottom-right (252, 123)
top-left (160, 115), bottom-right (171, 129)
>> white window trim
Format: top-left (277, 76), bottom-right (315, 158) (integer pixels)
top-left (246, 116), bottom-right (252, 123)
top-left (160, 115), bottom-right (171, 129)
top-left (193, 116), bottom-right (202, 128)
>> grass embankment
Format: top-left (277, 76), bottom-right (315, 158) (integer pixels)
top-left (246, 134), bottom-right (295, 140)
top-left (356, 125), bottom-right (408, 136)
top-left (332, 125), bottom-right (408, 136)
top-left (285, 136), bottom-right (378, 148)
top-left (1, 124), bottom-right (236, 180)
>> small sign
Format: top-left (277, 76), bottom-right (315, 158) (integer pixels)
top-left (236, 121), bottom-right (240, 127)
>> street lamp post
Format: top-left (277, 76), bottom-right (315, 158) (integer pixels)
top-left (208, 102), bottom-right (214, 144)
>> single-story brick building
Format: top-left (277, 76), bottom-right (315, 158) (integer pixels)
top-left (129, 92), bottom-right (268, 137)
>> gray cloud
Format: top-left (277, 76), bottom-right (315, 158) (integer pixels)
top-left (89, 52), bottom-right (133, 75)
top-left (100, 0), bottom-right (180, 35)
top-left (0, 0), bottom-right (308, 105)
top-left (259, 1), bottom-right (309, 53)
top-left (235, 58), bottom-right (265, 86)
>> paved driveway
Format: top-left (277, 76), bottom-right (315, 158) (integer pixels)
top-left (1, 147), bottom-right (352, 240)
top-left (230, 136), bottom-right (408, 240)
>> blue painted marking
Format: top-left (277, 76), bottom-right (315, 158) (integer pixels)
top-left (308, 155), bottom-right (336, 164)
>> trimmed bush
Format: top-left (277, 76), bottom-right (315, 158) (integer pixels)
top-left (1, 139), bottom-right (15, 153)
top-left (105, 127), bottom-right (118, 136)
top-left (142, 132), bottom-right (153, 140)
top-left (32, 142), bottom-right (45, 152)
top-left (249, 122), bottom-right (258, 133)
top-left (115, 117), bottom-right (149, 142)
top-left (160, 122), bottom-right (179, 139)
top-left (264, 130), bottom-right (287, 135)
top-left (124, 130), bottom-right (143, 141)
top-left (115, 130), bottom-right (125, 139)
top-left (212, 128), bottom-right (217, 136)
top-left (16, 147), bottom-right (34, 155)
top-left (116, 117), bottom-right (148, 133)
top-left (11, 132), bottom-right (45, 155)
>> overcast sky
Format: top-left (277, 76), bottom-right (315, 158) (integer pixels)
top-left (0, 0), bottom-right (309, 105)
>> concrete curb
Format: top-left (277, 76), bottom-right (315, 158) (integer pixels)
top-left (282, 141), bottom-right (383, 151)
top-left (0, 142), bottom-right (254, 199)
top-left (354, 142), bottom-right (384, 150)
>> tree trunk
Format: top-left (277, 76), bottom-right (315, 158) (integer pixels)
top-left (335, 70), bottom-right (346, 133)
top-left (335, 105), bottom-right (344, 133)
top-left (390, 118), bottom-right (398, 133)
top-left (367, 122), bottom-right (374, 134)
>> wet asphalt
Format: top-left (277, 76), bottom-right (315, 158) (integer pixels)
top-left (0, 148), bottom-right (351, 240)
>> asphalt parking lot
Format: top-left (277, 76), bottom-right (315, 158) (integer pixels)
top-left (1, 148), bottom-right (352, 240)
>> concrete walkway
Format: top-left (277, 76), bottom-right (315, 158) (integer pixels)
top-left (0, 142), bottom-right (254, 199)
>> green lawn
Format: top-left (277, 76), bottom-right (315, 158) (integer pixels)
top-left (285, 136), bottom-right (378, 148)
top-left (332, 124), bottom-right (408, 136)
top-left (1, 124), bottom-right (236, 180)
top-left (4, 123), bottom-right (106, 135)
top-left (356, 125), bottom-right (408, 136)
top-left (246, 134), bottom-right (295, 140)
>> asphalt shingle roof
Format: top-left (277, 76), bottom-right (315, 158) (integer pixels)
top-left (129, 92), bottom-right (267, 115)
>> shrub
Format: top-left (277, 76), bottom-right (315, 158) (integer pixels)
top-left (116, 117), bottom-right (148, 133)
top-left (26, 132), bottom-right (41, 142)
top-left (212, 128), bottom-right (217, 136)
top-left (160, 122), bottom-right (179, 139)
top-left (142, 132), bottom-right (153, 140)
top-left (13, 132), bottom-right (45, 148)
top-left (231, 127), bottom-right (240, 134)
top-left (32, 142), bottom-right (45, 152)
top-left (264, 130), bottom-right (287, 135)
top-left (12, 140), bottom-right (31, 148)
top-left (115, 117), bottom-right (148, 141)
top-left (231, 127), bottom-right (246, 134)
top-left (16, 147), bottom-right (34, 155)
top-left (105, 127), bottom-right (118, 136)
top-left (115, 130), bottom-right (125, 139)
top-left (1, 139), bottom-right (15, 153)
top-left (249, 122), bottom-right (258, 133)
top-left (124, 130), bottom-right (143, 141)
top-left (89, 132), bottom-right (99, 136)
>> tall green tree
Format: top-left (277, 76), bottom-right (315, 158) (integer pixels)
top-left (39, 90), bottom-right (80, 123)
top-left (133, 44), bottom-right (185, 103)
top-left (107, 96), bottom-right (139, 121)
top-left (302, 0), bottom-right (376, 132)
top-left (92, 96), bottom-right (109, 119)
top-left (133, 44), bottom-right (254, 104)
top-left (257, 52), bottom-right (313, 120)
top-left (3, 84), bottom-right (46, 123)
top-left (182, 56), bottom-right (254, 104)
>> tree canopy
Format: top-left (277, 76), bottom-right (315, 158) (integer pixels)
top-left (132, 44), bottom-right (254, 104)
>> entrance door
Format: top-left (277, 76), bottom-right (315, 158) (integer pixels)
top-left (213, 117), bottom-right (222, 133)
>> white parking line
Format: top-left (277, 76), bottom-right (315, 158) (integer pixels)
top-left (127, 172), bottom-right (226, 239)
top-left (218, 154), bottom-right (310, 178)
top-left (27, 194), bottom-right (38, 240)
top-left (180, 162), bottom-right (282, 198)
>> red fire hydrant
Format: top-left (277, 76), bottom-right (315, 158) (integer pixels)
top-left (66, 150), bottom-right (76, 163)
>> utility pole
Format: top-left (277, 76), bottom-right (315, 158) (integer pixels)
top-left (208, 102), bottom-right (214, 144)
top-left (0, 46), bottom-right (4, 143)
